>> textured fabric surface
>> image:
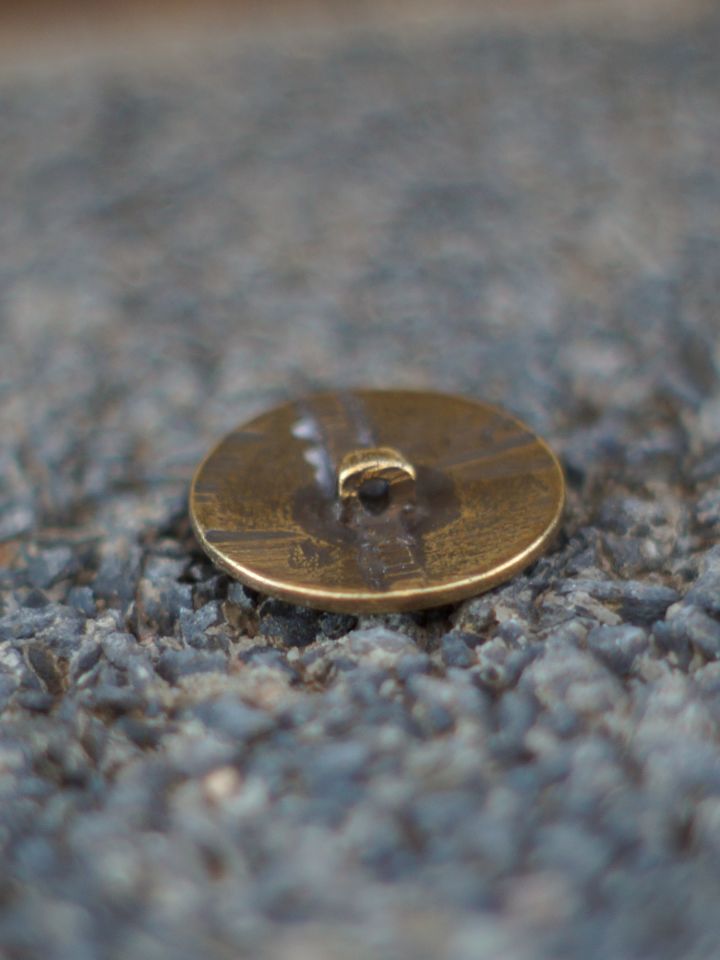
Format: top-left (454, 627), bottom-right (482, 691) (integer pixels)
top-left (2, 6), bottom-right (720, 958)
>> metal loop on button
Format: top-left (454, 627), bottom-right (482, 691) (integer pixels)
top-left (337, 446), bottom-right (416, 510)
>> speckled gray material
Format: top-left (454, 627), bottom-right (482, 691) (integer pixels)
top-left (2, 7), bottom-right (720, 958)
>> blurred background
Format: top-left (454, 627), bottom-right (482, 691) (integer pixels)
top-left (1, 0), bottom-right (713, 52)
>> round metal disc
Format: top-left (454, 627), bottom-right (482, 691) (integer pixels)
top-left (189, 390), bottom-right (565, 613)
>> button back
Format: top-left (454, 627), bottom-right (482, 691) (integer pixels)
top-left (189, 390), bottom-right (565, 613)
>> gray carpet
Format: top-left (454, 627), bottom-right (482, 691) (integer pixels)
top-left (2, 6), bottom-right (720, 958)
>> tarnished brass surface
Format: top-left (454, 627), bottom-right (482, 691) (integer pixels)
top-left (189, 390), bottom-right (565, 613)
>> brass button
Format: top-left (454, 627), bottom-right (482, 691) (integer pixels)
top-left (189, 390), bottom-right (565, 613)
